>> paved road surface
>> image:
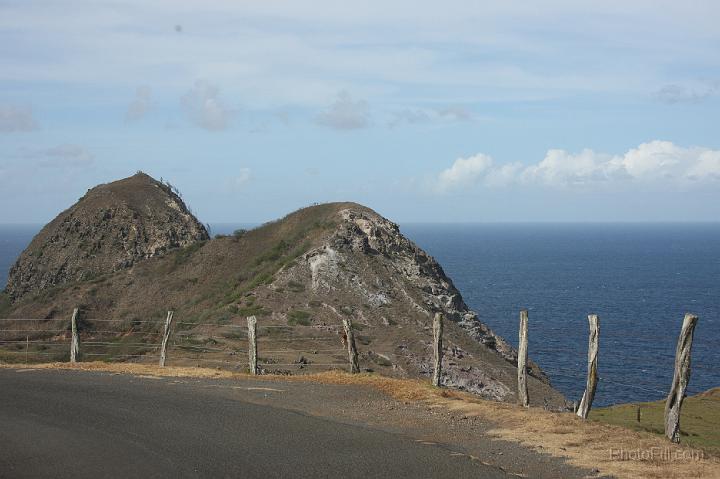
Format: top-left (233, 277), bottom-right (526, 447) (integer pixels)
top-left (0, 369), bottom-right (510, 478)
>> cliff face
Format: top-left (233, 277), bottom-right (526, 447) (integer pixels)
top-left (267, 205), bottom-right (551, 399)
top-left (5, 173), bottom-right (209, 300)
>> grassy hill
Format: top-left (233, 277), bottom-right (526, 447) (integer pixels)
top-left (1, 193), bottom-right (569, 407)
top-left (590, 387), bottom-right (720, 455)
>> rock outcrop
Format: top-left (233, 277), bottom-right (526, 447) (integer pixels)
top-left (320, 209), bottom-right (517, 350)
top-left (271, 205), bottom-right (551, 399)
top-left (5, 172), bottom-right (208, 300)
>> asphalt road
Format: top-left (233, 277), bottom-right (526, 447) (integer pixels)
top-left (0, 369), bottom-right (510, 478)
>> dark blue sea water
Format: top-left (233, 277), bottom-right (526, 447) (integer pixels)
top-left (402, 223), bottom-right (719, 407)
top-left (1, 223), bottom-right (718, 406)
top-left (0, 225), bottom-right (40, 288)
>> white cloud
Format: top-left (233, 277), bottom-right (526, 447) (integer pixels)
top-left (520, 148), bottom-right (626, 186)
top-left (0, 105), bottom-right (38, 132)
top-left (437, 154), bottom-right (493, 191)
top-left (18, 144), bottom-right (94, 168)
top-left (315, 91), bottom-right (370, 130)
top-left (181, 80), bottom-right (232, 131)
top-left (687, 151), bottom-right (720, 181)
top-left (621, 141), bottom-right (684, 178)
top-left (125, 85), bottom-right (152, 121)
top-left (484, 162), bottom-right (524, 187)
top-left (435, 141), bottom-right (720, 192)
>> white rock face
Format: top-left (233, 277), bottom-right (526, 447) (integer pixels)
top-left (307, 246), bottom-right (341, 291)
top-left (285, 205), bottom-right (551, 399)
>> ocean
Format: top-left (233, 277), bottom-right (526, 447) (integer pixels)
top-left (1, 222), bottom-right (718, 407)
top-left (402, 223), bottom-right (719, 407)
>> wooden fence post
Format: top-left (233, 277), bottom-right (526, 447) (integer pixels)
top-left (70, 308), bottom-right (80, 363)
top-left (432, 313), bottom-right (444, 387)
top-left (577, 314), bottom-right (599, 419)
top-left (664, 313), bottom-right (698, 443)
top-left (517, 309), bottom-right (529, 407)
top-left (159, 310), bottom-right (174, 367)
top-left (248, 315), bottom-right (258, 375)
top-left (342, 318), bottom-right (359, 374)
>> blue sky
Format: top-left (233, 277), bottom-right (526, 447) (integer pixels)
top-left (1, 1), bottom-right (719, 223)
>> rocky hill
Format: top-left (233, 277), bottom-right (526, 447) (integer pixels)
top-left (5, 172), bottom-right (209, 300)
top-left (2, 174), bottom-right (567, 408)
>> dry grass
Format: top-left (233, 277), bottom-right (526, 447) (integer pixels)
top-left (3, 362), bottom-right (718, 479)
top-left (0, 361), bottom-right (245, 380)
top-left (310, 369), bottom-right (719, 478)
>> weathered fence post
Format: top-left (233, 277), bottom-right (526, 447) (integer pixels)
top-left (517, 309), bottom-right (529, 407)
top-left (159, 310), bottom-right (174, 367)
top-left (665, 313), bottom-right (698, 443)
top-left (432, 313), bottom-right (444, 387)
top-left (70, 308), bottom-right (80, 363)
top-left (342, 318), bottom-right (359, 374)
top-left (247, 315), bottom-right (258, 375)
top-left (577, 314), bottom-right (599, 419)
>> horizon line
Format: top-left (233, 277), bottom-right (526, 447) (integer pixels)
top-left (2, 220), bottom-right (720, 227)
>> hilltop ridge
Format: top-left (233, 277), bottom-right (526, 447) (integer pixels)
top-left (2, 174), bottom-right (566, 406)
top-left (6, 172), bottom-right (209, 300)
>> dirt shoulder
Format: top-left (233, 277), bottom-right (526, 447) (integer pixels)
top-left (3, 362), bottom-right (718, 479)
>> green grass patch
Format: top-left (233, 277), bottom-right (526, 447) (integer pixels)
top-left (237, 304), bottom-right (269, 317)
top-left (590, 389), bottom-right (720, 455)
top-left (173, 241), bottom-right (205, 266)
top-left (222, 288), bottom-right (243, 305)
top-left (287, 310), bottom-right (312, 326)
top-left (254, 240), bottom-right (290, 266)
top-left (247, 271), bottom-right (274, 290)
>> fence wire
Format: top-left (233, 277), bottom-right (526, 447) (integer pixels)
top-left (0, 316), bottom-right (350, 371)
top-left (1, 315), bottom-right (716, 406)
